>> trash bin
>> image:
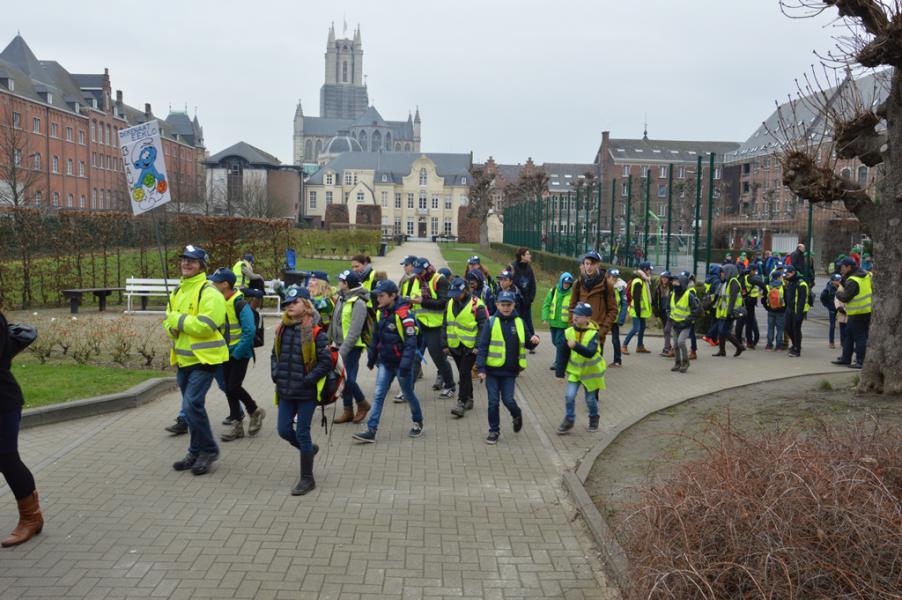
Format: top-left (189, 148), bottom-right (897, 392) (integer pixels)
top-left (378, 242), bottom-right (388, 257)
top-left (281, 269), bottom-right (310, 287)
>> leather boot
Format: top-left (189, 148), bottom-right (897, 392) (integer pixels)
top-left (689, 350), bottom-right (697, 360)
top-left (333, 407), bottom-right (354, 424)
top-left (635, 345), bottom-right (650, 354)
top-left (712, 338), bottom-right (727, 357)
top-left (352, 400), bottom-right (371, 424)
top-left (727, 334), bottom-right (745, 357)
top-left (2, 491), bottom-right (44, 547)
top-left (291, 452), bottom-right (316, 496)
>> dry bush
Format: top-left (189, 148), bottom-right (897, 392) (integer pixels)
top-left (619, 418), bottom-right (902, 599)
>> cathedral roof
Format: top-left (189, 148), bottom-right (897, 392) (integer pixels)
top-left (352, 106), bottom-right (387, 128)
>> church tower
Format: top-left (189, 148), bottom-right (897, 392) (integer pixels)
top-left (320, 23), bottom-right (369, 119)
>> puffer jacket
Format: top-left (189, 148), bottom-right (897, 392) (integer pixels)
top-left (368, 297), bottom-right (418, 372)
top-left (271, 319), bottom-right (332, 402)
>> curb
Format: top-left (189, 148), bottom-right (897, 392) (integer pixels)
top-left (21, 377), bottom-right (177, 429)
top-left (563, 368), bottom-right (848, 592)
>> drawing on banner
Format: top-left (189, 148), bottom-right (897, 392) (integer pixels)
top-left (118, 120), bottom-right (171, 215)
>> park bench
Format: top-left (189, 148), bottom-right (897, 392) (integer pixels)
top-left (61, 287), bottom-right (125, 314)
top-left (125, 278), bottom-right (283, 316)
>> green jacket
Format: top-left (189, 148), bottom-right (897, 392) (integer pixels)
top-left (541, 273), bottom-right (573, 329)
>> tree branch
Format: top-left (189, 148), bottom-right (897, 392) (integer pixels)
top-left (834, 111), bottom-right (887, 166)
top-left (826, 0), bottom-right (889, 37)
top-left (782, 150), bottom-right (876, 220)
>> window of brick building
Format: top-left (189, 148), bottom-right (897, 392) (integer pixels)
top-left (90, 121), bottom-right (96, 141)
top-left (78, 130), bottom-right (85, 145)
top-left (52, 156), bottom-right (59, 173)
top-left (67, 193), bottom-right (73, 207)
top-left (79, 161), bottom-right (85, 176)
top-left (657, 183), bottom-right (667, 198)
top-left (50, 122), bottom-right (58, 137)
top-left (79, 195), bottom-right (85, 208)
top-left (13, 149), bottom-right (21, 166)
top-left (53, 192), bottom-right (59, 207)
top-left (33, 153), bottom-right (41, 170)
top-left (66, 159), bottom-right (73, 175)
top-left (35, 192), bottom-right (41, 206)
top-left (32, 117), bottom-right (40, 133)
top-left (66, 127), bottom-right (73, 142)
top-left (12, 112), bottom-right (20, 128)
top-left (622, 165), bottom-right (629, 177)
top-left (659, 166), bottom-right (667, 178)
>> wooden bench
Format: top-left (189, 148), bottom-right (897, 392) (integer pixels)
top-left (61, 287), bottom-right (125, 314)
top-left (125, 277), bottom-right (283, 316)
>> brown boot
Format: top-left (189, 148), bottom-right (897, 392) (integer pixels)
top-left (636, 346), bottom-right (650, 354)
top-left (333, 407), bottom-right (354, 424)
top-left (352, 400), bottom-right (371, 424)
top-left (2, 491), bottom-right (43, 548)
top-left (689, 351), bottom-right (697, 360)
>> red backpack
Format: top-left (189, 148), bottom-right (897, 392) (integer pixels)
top-left (312, 326), bottom-right (346, 431)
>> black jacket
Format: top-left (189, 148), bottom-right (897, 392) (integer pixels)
top-left (271, 323), bottom-right (332, 402)
top-left (783, 277), bottom-right (808, 316)
top-left (0, 311), bottom-right (24, 412)
top-left (475, 310), bottom-right (538, 377)
top-left (440, 293), bottom-right (489, 354)
top-left (511, 260), bottom-right (537, 304)
top-left (368, 298), bottom-right (418, 372)
top-left (418, 272), bottom-right (450, 327)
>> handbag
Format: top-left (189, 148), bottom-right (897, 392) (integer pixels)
top-left (8, 323), bottom-right (37, 358)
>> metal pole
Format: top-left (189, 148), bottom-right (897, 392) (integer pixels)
top-left (643, 172), bottom-right (651, 260)
top-left (538, 196), bottom-right (544, 251)
top-left (558, 193), bottom-right (564, 254)
top-left (584, 185), bottom-right (590, 252)
top-left (666, 163), bottom-right (674, 272)
top-left (625, 175), bottom-right (633, 267)
top-left (609, 178), bottom-right (617, 263)
top-left (596, 182), bottom-right (602, 251)
top-left (705, 153), bottom-right (716, 274)
top-left (693, 156), bottom-right (702, 277)
top-left (574, 187), bottom-right (581, 255)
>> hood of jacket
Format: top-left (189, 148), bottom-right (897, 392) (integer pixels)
top-left (558, 272), bottom-right (574, 292)
top-left (674, 274), bottom-right (691, 295)
top-left (613, 278), bottom-right (627, 292)
top-left (722, 264), bottom-right (739, 280)
top-left (343, 285), bottom-right (371, 304)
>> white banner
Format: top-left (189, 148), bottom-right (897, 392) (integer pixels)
top-left (119, 120), bottom-right (171, 215)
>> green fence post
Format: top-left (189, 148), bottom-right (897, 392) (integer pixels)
top-left (584, 185), bottom-right (591, 252)
top-left (596, 182), bottom-right (602, 250)
top-left (693, 155), bottom-right (702, 277)
top-left (574, 187), bottom-right (581, 256)
top-left (563, 192), bottom-right (570, 255)
top-left (609, 179), bottom-right (617, 262)
top-left (538, 196), bottom-right (544, 251)
top-left (643, 172), bottom-right (651, 260)
top-left (558, 193), bottom-right (564, 254)
top-left (666, 163), bottom-right (674, 272)
top-left (625, 175), bottom-right (633, 267)
top-left (705, 153), bottom-right (716, 274)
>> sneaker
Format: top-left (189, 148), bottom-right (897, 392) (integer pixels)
top-left (172, 453), bottom-right (198, 471)
top-left (512, 415), bottom-right (523, 433)
top-left (247, 408), bottom-right (266, 436)
top-left (463, 399), bottom-right (474, 411)
top-left (222, 415), bottom-right (242, 426)
top-left (556, 419), bottom-right (575, 435)
top-left (485, 431), bottom-right (500, 445)
top-left (439, 388), bottom-right (456, 399)
top-left (450, 401), bottom-right (466, 417)
top-left (352, 429), bottom-right (377, 443)
top-left (393, 391), bottom-right (405, 403)
top-left (788, 350), bottom-right (800, 358)
top-left (408, 422), bottom-right (424, 437)
top-left (588, 415), bottom-right (600, 432)
top-left (689, 352), bottom-right (697, 360)
top-left (220, 420), bottom-right (244, 442)
top-left (764, 344), bottom-right (774, 350)
top-left (191, 452), bottom-right (219, 476)
top-left (609, 362), bottom-right (622, 368)
top-left (165, 416), bottom-right (188, 435)
top-left (831, 359), bottom-right (851, 365)
top-left (849, 362), bottom-right (863, 369)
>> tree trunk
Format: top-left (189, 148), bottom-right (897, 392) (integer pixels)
top-left (479, 219), bottom-right (489, 247)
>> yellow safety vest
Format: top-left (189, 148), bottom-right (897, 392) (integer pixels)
top-left (341, 295), bottom-right (367, 348)
top-left (362, 269), bottom-right (377, 308)
top-left (164, 273), bottom-right (229, 367)
top-left (485, 316), bottom-right (527, 369)
top-left (798, 280), bottom-right (811, 314)
top-left (415, 274), bottom-right (445, 328)
top-left (716, 277), bottom-right (743, 319)
top-left (446, 296), bottom-right (486, 349)
top-left (564, 325), bottom-right (606, 392)
top-left (550, 287), bottom-right (571, 322)
top-left (745, 274), bottom-right (760, 298)
top-left (222, 291), bottom-right (245, 349)
top-left (402, 277), bottom-right (422, 312)
top-left (232, 259), bottom-right (250, 287)
top-left (669, 290), bottom-right (692, 323)
top-left (845, 274), bottom-right (872, 316)
top-left (628, 278), bottom-right (652, 319)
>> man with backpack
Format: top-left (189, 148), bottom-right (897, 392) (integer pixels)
top-left (442, 277), bottom-right (489, 418)
top-left (329, 270), bottom-right (372, 424)
top-left (762, 269), bottom-right (787, 351)
top-left (353, 280), bottom-right (424, 443)
top-left (411, 258), bottom-right (456, 398)
top-left (783, 265), bottom-right (809, 357)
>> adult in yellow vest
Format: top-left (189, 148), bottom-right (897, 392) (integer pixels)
top-left (165, 245), bottom-right (229, 476)
top-left (833, 257), bottom-right (871, 368)
top-left (208, 268), bottom-right (266, 443)
top-left (622, 261), bottom-right (653, 354)
top-left (713, 263), bottom-right (746, 357)
top-left (475, 290), bottom-right (540, 445)
top-left (782, 265), bottom-right (809, 358)
top-left (232, 253), bottom-right (263, 289)
top-left (442, 277), bottom-right (488, 418)
top-left (328, 270), bottom-right (371, 425)
top-left (735, 264), bottom-right (763, 349)
top-left (411, 258), bottom-right (455, 396)
top-left (554, 303), bottom-right (604, 434)
top-left (669, 274), bottom-right (702, 373)
top-left (351, 254), bottom-right (377, 308)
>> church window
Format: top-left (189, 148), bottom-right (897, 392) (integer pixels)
top-left (418, 168), bottom-right (427, 186)
top-left (431, 195), bottom-right (439, 209)
top-left (372, 130), bottom-right (381, 151)
top-left (385, 132), bottom-right (392, 150)
top-left (407, 193), bottom-right (414, 209)
top-left (395, 143), bottom-right (401, 151)
top-left (419, 192), bottom-right (427, 209)
top-left (326, 173), bottom-right (333, 185)
top-left (342, 61), bottom-right (348, 83)
top-left (315, 139), bottom-right (323, 157)
top-left (357, 191), bottom-right (365, 202)
top-left (359, 130), bottom-right (367, 149)
top-left (381, 191), bottom-right (388, 207)
top-left (345, 172), bottom-right (352, 186)
top-left (304, 139), bottom-right (313, 161)
top-left (308, 191), bottom-right (316, 209)
top-left (395, 193), bottom-right (401, 208)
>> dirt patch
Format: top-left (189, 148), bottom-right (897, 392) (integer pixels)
top-left (583, 372), bottom-right (902, 542)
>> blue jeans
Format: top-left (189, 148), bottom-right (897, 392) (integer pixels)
top-left (610, 324), bottom-right (622, 363)
top-left (177, 367), bottom-right (218, 457)
top-left (550, 327), bottom-right (566, 368)
top-left (688, 325), bottom-right (697, 352)
top-left (766, 312), bottom-right (785, 348)
top-left (485, 374), bottom-right (521, 433)
top-left (564, 380), bottom-right (598, 421)
top-left (368, 364), bottom-right (423, 432)
top-left (277, 398), bottom-right (317, 453)
top-left (342, 346), bottom-right (366, 409)
top-left (622, 317), bottom-right (646, 348)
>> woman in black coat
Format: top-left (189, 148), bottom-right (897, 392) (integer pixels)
top-left (0, 306), bottom-right (43, 547)
top-left (510, 248), bottom-right (537, 351)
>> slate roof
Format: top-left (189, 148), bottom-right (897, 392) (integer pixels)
top-left (544, 163), bottom-right (600, 190)
top-left (165, 111), bottom-right (203, 146)
top-left (205, 142), bottom-right (281, 167)
top-left (308, 152), bottom-right (471, 186)
top-left (300, 116), bottom-right (354, 136)
top-left (352, 105), bottom-right (387, 128)
top-left (606, 138), bottom-right (740, 163)
top-left (300, 110), bottom-right (416, 140)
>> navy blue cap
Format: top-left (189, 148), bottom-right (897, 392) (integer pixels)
top-left (831, 273), bottom-right (843, 281)
top-left (660, 271), bottom-right (672, 279)
top-left (680, 270), bottom-right (691, 278)
top-left (179, 244), bottom-right (209, 264)
top-left (708, 264), bottom-right (722, 273)
top-left (496, 290), bottom-right (516, 304)
top-left (498, 270), bottom-right (512, 280)
top-left (639, 261), bottom-right (652, 271)
top-left (783, 264), bottom-right (797, 273)
top-left (243, 253), bottom-right (255, 263)
top-left (447, 276), bottom-right (467, 297)
top-left (839, 257), bottom-right (857, 268)
top-left (208, 267), bottom-right (236, 286)
top-left (400, 255), bottom-right (418, 266)
top-left (373, 279), bottom-right (399, 295)
top-left (608, 268), bottom-right (620, 277)
top-left (240, 287), bottom-right (265, 298)
top-left (572, 302), bottom-right (593, 317)
top-left (438, 267), bottom-right (452, 278)
top-left (467, 255), bottom-right (481, 265)
top-left (581, 251), bottom-right (602, 263)
top-left (282, 285), bottom-right (310, 307)
top-left (338, 269), bottom-right (361, 287)
top-left (310, 270), bottom-right (329, 282)
top-left (413, 258), bottom-right (431, 274)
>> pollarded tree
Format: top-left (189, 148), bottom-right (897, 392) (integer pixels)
top-left (779, 0), bottom-right (901, 393)
top-left (467, 166), bottom-right (495, 247)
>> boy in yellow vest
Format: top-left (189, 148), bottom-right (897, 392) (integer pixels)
top-left (555, 302), bottom-right (604, 434)
top-left (475, 291), bottom-right (540, 445)
top-left (442, 276), bottom-right (488, 418)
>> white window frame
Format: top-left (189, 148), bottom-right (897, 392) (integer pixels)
top-left (309, 191), bottom-right (317, 208)
top-left (381, 191), bottom-right (388, 207)
top-left (431, 195), bottom-right (439, 209)
top-left (622, 165), bottom-right (629, 177)
top-left (407, 193), bottom-right (414, 209)
top-left (32, 117), bottom-right (40, 133)
top-left (395, 193), bottom-right (402, 209)
top-left (325, 191), bottom-right (333, 204)
top-left (356, 191), bottom-right (365, 202)
top-left (444, 219), bottom-right (452, 235)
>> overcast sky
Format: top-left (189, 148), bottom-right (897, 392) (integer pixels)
top-left (7, 1), bottom-right (840, 165)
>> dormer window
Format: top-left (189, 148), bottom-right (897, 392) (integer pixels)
top-left (46, 92), bottom-right (53, 104)
top-left (325, 173), bottom-right (333, 185)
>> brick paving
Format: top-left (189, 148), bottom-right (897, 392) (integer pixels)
top-left (0, 241), bottom-right (846, 599)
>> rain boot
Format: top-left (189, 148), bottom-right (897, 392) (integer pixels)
top-left (291, 452), bottom-right (316, 496)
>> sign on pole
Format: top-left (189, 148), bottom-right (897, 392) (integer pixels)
top-left (119, 120), bottom-right (171, 215)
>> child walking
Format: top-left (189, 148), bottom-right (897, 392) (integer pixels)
top-left (554, 303), bottom-right (605, 434)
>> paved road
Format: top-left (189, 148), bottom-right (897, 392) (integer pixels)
top-left (1, 242), bottom-right (847, 599)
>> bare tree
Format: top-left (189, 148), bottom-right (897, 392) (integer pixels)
top-left (0, 102), bottom-right (44, 207)
top-left (232, 178), bottom-right (278, 218)
top-left (467, 166), bottom-right (495, 247)
top-left (506, 170), bottom-right (549, 205)
top-left (778, 0), bottom-right (901, 393)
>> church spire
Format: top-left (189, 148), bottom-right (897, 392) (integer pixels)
top-left (414, 106), bottom-right (421, 123)
top-left (328, 22), bottom-right (335, 44)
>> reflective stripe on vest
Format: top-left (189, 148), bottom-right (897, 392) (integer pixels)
top-left (222, 292), bottom-right (244, 348)
top-left (845, 274), bottom-right (872, 315)
top-left (669, 290), bottom-right (692, 322)
top-left (341, 296), bottom-right (367, 348)
top-left (446, 296), bottom-right (485, 349)
top-left (416, 274), bottom-right (445, 327)
top-left (485, 317), bottom-right (526, 368)
top-left (745, 274), bottom-right (761, 298)
top-left (716, 277), bottom-right (743, 318)
top-left (564, 326), bottom-right (607, 392)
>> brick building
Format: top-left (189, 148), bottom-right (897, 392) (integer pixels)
top-left (0, 34), bottom-right (205, 212)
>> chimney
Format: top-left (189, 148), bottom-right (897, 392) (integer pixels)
top-left (116, 90), bottom-right (122, 106)
top-left (144, 103), bottom-right (152, 119)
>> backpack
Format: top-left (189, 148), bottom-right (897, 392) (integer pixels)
top-left (768, 287), bottom-right (784, 309)
top-left (312, 325), bottom-right (346, 432)
top-left (359, 304), bottom-right (377, 346)
top-left (252, 309), bottom-right (264, 348)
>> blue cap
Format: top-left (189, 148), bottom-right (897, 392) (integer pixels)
top-left (179, 244), bottom-right (209, 264)
top-left (660, 271), bottom-right (672, 279)
top-left (447, 276), bottom-right (467, 297)
top-left (680, 270), bottom-right (691, 278)
top-left (208, 267), bottom-right (236, 286)
top-left (400, 255), bottom-right (418, 266)
top-left (839, 257), bottom-right (857, 268)
top-left (467, 255), bottom-right (481, 265)
top-left (608, 268), bottom-right (620, 277)
top-left (413, 258), bottom-right (431, 274)
top-left (282, 285), bottom-right (310, 307)
top-left (639, 261), bottom-right (652, 271)
top-left (310, 270), bottom-right (329, 282)
top-left (243, 253), bottom-right (255, 263)
top-left (438, 267), bottom-right (452, 278)
top-left (496, 290), bottom-right (516, 304)
top-left (572, 302), bottom-right (593, 317)
top-left (708, 264), bottom-right (722, 273)
top-left (338, 269), bottom-right (361, 288)
top-left (498, 270), bottom-right (512, 280)
top-left (581, 251), bottom-right (602, 263)
top-left (783, 264), bottom-right (797, 273)
top-left (561, 272), bottom-right (574, 285)
top-left (373, 279), bottom-right (398, 295)
top-left (240, 287), bottom-right (265, 298)
top-left (831, 273), bottom-right (843, 281)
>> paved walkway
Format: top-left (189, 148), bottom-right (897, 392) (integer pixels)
top-left (1, 242), bottom-right (848, 599)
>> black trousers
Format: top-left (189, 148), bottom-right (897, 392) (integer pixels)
top-left (735, 299), bottom-right (760, 346)
top-left (786, 312), bottom-right (804, 353)
top-left (415, 326), bottom-right (455, 390)
top-left (841, 313), bottom-right (870, 364)
top-left (449, 348), bottom-right (477, 402)
top-left (222, 357), bottom-right (258, 420)
top-left (0, 408), bottom-right (36, 500)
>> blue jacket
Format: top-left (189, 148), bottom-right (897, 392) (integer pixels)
top-left (820, 280), bottom-right (838, 312)
top-left (231, 301), bottom-right (256, 360)
top-left (615, 287), bottom-right (628, 326)
top-left (368, 298), bottom-right (418, 373)
top-left (475, 310), bottom-right (538, 378)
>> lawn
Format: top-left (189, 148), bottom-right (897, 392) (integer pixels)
top-left (13, 359), bottom-right (164, 409)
